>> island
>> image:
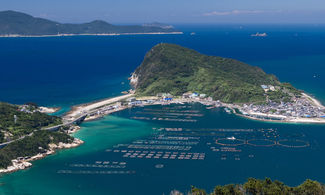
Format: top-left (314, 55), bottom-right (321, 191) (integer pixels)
top-left (0, 10), bottom-right (182, 37)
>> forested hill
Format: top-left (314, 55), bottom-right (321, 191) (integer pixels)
top-left (132, 43), bottom-right (291, 103)
top-left (0, 10), bottom-right (181, 35)
top-left (190, 178), bottom-right (325, 195)
top-left (0, 102), bottom-right (62, 143)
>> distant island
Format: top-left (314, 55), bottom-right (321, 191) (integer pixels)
top-left (0, 10), bottom-right (182, 37)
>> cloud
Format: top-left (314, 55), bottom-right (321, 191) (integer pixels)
top-left (203, 10), bottom-right (266, 16)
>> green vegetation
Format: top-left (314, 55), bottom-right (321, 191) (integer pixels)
top-left (281, 83), bottom-right (303, 97)
top-left (0, 11), bottom-right (180, 35)
top-left (0, 102), bottom-right (62, 141)
top-left (0, 131), bottom-right (74, 168)
top-left (191, 178), bottom-right (325, 195)
top-left (133, 43), bottom-right (292, 103)
top-left (0, 131), bottom-right (4, 143)
top-left (267, 90), bottom-right (290, 103)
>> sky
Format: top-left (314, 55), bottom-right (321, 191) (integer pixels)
top-left (2, 0), bottom-right (325, 24)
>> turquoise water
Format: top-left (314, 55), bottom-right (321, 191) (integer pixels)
top-left (1, 104), bottom-right (325, 195)
top-left (0, 115), bottom-right (154, 195)
top-left (0, 25), bottom-right (325, 194)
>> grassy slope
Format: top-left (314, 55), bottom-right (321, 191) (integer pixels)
top-left (134, 43), bottom-right (280, 103)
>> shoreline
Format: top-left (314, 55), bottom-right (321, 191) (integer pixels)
top-left (63, 93), bottom-right (134, 119)
top-left (235, 112), bottom-right (325, 124)
top-left (0, 138), bottom-right (83, 174)
top-left (38, 106), bottom-right (61, 114)
top-left (0, 32), bottom-right (183, 38)
top-left (67, 94), bottom-right (325, 125)
top-left (302, 93), bottom-right (325, 109)
top-left (2, 91), bottom-right (324, 174)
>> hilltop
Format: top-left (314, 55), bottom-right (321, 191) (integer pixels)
top-left (0, 10), bottom-right (181, 36)
top-left (131, 43), bottom-right (300, 103)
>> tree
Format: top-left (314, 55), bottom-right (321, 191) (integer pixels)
top-left (298, 179), bottom-right (325, 195)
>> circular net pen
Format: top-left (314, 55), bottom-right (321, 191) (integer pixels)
top-left (247, 139), bottom-right (277, 147)
top-left (277, 139), bottom-right (310, 148)
top-left (215, 138), bottom-right (246, 146)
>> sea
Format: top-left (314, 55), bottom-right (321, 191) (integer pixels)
top-left (0, 24), bottom-right (325, 195)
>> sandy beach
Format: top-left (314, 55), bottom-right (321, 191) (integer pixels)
top-left (238, 112), bottom-right (325, 124)
top-left (64, 93), bottom-right (134, 119)
top-left (38, 106), bottom-right (61, 114)
top-left (302, 93), bottom-right (325, 109)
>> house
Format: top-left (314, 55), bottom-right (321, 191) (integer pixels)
top-left (199, 94), bottom-right (206, 98)
top-left (182, 92), bottom-right (192, 99)
top-left (127, 97), bottom-right (136, 102)
top-left (190, 92), bottom-right (199, 98)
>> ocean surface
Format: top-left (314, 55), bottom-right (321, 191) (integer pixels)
top-left (0, 24), bottom-right (325, 194)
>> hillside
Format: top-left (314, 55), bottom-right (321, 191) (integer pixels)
top-left (0, 10), bottom-right (181, 35)
top-left (0, 102), bottom-right (62, 143)
top-left (131, 43), bottom-right (299, 103)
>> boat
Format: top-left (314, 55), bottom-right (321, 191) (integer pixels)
top-left (224, 108), bottom-right (232, 114)
top-left (227, 136), bottom-right (236, 140)
top-left (251, 32), bottom-right (267, 37)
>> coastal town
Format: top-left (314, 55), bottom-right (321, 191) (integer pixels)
top-left (65, 87), bottom-right (325, 125)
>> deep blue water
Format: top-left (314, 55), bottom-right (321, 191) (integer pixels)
top-left (1, 24), bottom-right (325, 108)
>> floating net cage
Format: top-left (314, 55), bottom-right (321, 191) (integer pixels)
top-left (247, 139), bottom-right (277, 147)
top-left (215, 138), bottom-right (246, 146)
top-left (215, 138), bottom-right (310, 148)
top-left (277, 139), bottom-right (310, 148)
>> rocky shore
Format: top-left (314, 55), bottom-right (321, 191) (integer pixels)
top-left (0, 138), bottom-right (83, 174)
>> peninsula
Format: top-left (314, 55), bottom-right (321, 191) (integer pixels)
top-left (130, 43), bottom-right (325, 123)
top-left (0, 11), bottom-right (182, 37)
top-left (60, 43), bottom-right (325, 125)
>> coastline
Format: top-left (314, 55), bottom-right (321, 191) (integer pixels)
top-left (66, 93), bottom-right (325, 125)
top-left (64, 93), bottom-right (134, 119)
top-left (0, 32), bottom-right (183, 38)
top-left (235, 112), bottom-right (325, 124)
top-left (0, 138), bottom-right (83, 174)
top-left (2, 90), bottom-right (324, 174)
top-left (38, 106), bottom-right (61, 114)
top-left (302, 93), bottom-right (325, 109)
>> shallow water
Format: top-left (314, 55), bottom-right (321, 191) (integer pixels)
top-left (1, 104), bottom-right (325, 195)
